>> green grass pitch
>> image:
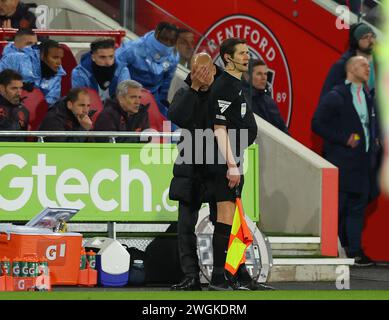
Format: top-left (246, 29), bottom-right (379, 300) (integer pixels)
top-left (1, 291), bottom-right (389, 300)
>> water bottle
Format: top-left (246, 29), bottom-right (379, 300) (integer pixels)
top-left (128, 259), bottom-right (145, 286)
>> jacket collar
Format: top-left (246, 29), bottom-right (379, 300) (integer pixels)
top-left (242, 79), bottom-right (269, 96)
top-left (28, 46), bottom-right (67, 78)
top-left (80, 51), bottom-right (124, 78)
top-left (52, 97), bottom-right (80, 126)
top-left (105, 98), bottom-right (129, 118)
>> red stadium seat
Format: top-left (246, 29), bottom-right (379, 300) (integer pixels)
top-left (21, 88), bottom-right (48, 131)
top-left (60, 43), bottom-right (78, 97)
top-left (84, 88), bottom-right (104, 127)
top-left (140, 88), bottom-right (169, 143)
top-left (140, 88), bottom-right (167, 132)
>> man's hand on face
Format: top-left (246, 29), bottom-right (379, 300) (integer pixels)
top-left (76, 113), bottom-right (93, 131)
top-left (191, 65), bottom-right (211, 91)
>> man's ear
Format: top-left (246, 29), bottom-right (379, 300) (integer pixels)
top-left (0, 84), bottom-right (5, 95)
top-left (211, 64), bottom-right (216, 76)
top-left (66, 100), bottom-right (72, 111)
top-left (117, 95), bottom-right (124, 107)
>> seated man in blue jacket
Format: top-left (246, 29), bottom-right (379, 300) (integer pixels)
top-left (2, 28), bottom-right (37, 56)
top-left (0, 39), bottom-right (66, 106)
top-left (72, 38), bottom-right (130, 101)
top-left (312, 56), bottom-right (381, 266)
top-left (116, 21), bottom-right (179, 116)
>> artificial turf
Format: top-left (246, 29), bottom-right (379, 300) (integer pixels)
top-left (0, 291), bottom-right (389, 300)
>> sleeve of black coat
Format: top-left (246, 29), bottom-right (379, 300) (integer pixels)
top-left (168, 87), bottom-right (198, 129)
top-left (267, 98), bottom-right (289, 134)
top-left (311, 90), bottom-right (350, 146)
top-left (138, 106), bottom-right (150, 143)
top-left (93, 111), bottom-right (116, 143)
top-left (39, 114), bottom-right (68, 142)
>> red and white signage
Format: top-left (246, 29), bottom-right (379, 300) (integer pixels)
top-left (195, 15), bottom-right (292, 126)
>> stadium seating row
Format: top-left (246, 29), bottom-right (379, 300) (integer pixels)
top-left (0, 41), bottom-right (167, 135)
top-left (22, 87), bottom-right (166, 134)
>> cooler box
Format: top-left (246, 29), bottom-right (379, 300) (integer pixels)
top-left (84, 237), bottom-right (129, 287)
top-left (0, 208), bottom-right (82, 285)
top-left (0, 226), bottom-right (82, 285)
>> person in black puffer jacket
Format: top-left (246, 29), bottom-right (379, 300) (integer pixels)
top-left (0, 69), bottom-right (29, 142)
top-left (168, 52), bottom-right (221, 291)
top-left (39, 87), bottom-right (93, 142)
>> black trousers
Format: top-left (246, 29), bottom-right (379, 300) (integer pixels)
top-left (338, 191), bottom-right (369, 256)
top-left (177, 201), bottom-right (216, 278)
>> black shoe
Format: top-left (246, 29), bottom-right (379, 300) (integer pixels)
top-left (242, 280), bottom-right (275, 291)
top-left (171, 277), bottom-right (202, 291)
top-left (208, 281), bottom-right (249, 291)
top-left (208, 281), bottom-right (234, 291)
top-left (353, 254), bottom-right (374, 267)
top-left (209, 272), bottom-right (249, 291)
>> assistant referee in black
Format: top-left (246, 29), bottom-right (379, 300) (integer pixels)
top-left (208, 38), bottom-right (261, 290)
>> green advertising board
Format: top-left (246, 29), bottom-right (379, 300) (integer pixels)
top-left (0, 143), bottom-right (259, 222)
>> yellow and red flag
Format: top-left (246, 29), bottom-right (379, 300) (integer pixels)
top-left (224, 197), bottom-right (253, 275)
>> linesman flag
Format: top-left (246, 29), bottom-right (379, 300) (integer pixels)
top-left (224, 194), bottom-right (253, 275)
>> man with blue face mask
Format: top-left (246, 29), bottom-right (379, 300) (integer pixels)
top-left (116, 22), bottom-right (179, 117)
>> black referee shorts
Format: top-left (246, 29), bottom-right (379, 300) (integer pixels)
top-left (213, 171), bottom-right (244, 203)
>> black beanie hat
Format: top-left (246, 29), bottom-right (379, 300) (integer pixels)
top-left (349, 23), bottom-right (375, 50)
top-left (353, 23), bottom-right (374, 41)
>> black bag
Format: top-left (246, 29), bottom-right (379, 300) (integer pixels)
top-left (122, 245), bottom-right (146, 286)
top-left (144, 223), bottom-right (184, 285)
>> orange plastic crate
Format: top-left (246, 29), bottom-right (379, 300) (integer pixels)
top-left (0, 231), bottom-right (82, 285)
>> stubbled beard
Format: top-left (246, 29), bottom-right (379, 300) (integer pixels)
top-left (359, 46), bottom-right (373, 55)
top-left (11, 97), bottom-right (20, 105)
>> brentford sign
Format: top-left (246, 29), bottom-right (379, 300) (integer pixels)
top-left (195, 15), bottom-right (293, 126)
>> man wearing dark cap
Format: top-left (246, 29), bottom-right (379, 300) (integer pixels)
top-left (320, 22), bottom-right (376, 99)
